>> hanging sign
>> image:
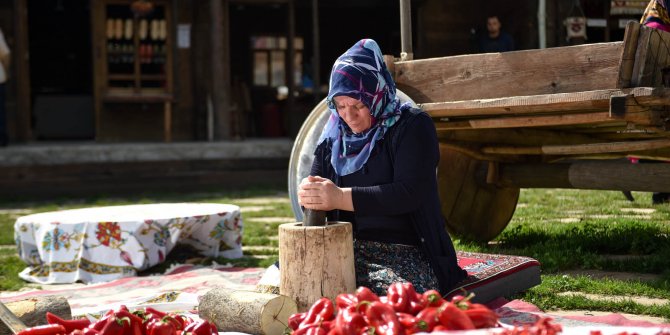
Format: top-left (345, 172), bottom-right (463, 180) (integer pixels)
top-left (565, 16), bottom-right (587, 40)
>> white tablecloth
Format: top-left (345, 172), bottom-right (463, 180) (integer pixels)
top-left (14, 203), bottom-right (243, 284)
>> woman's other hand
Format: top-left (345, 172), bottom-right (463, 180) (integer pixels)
top-left (298, 175), bottom-right (353, 211)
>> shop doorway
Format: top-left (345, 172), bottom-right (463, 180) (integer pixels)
top-left (28, 0), bottom-right (94, 140)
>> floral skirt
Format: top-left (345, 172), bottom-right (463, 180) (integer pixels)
top-left (354, 239), bottom-right (439, 296)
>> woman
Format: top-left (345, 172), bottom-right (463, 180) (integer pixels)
top-left (297, 39), bottom-right (467, 295)
top-left (641, 0), bottom-right (670, 32)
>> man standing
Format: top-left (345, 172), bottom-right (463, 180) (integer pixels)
top-left (478, 15), bottom-right (515, 53)
top-left (0, 27), bottom-right (10, 147)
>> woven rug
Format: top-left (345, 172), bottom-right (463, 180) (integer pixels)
top-left (0, 264), bottom-right (265, 318)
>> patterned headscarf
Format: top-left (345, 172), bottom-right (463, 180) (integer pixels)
top-left (318, 39), bottom-right (411, 176)
top-left (641, 0), bottom-right (670, 32)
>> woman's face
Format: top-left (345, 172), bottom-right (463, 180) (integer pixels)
top-left (333, 96), bottom-right (372, 134)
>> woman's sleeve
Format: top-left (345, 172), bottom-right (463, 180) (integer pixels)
top-left (351, 112), bottom-right (440, 216)
top-left (310, 141), bottom-right (327, 177)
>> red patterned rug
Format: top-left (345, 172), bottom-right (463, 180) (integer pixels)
top-left (447, 251), bottom-right (542, 303)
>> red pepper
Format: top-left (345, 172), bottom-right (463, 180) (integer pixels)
top-left (354, 287), bottom-right (379, 303)
top-left (334, 307), bottom-right (366, 335)
top-left (100, 316), bottom-right (132, 335)
top-left (160, 316), bottom-right (185, 332)
top-left (407, 294), bottom-right (427, 315)
top-left (414, 306), bottom-right (440, 332)
top-left (395, 313), bottom-right (418, 334)
top-left (116, 306), bottom-right (130, 313)
top-left (188, 320), bottom-right (213, 335)
top-left (437, 302), bottom-right (474, 330)
top-left (144, 308), bottom-right (167, 319)
top-left (364, 301), bottom-right (403, 335)
top-left (335, 293), bottom-right (358, 310)
top-left (208, 321), bottom-right (217, 334)
top-left (422, 290), bottom-right (445, 307)
top-left (386, 283), bottom-right (410, 313)
top-left (16, 324), bottom-right (67, 335)
top-left (45, 312), bottom-right (91, 333)
top-left (293, 324), bottom-right (326, 335)
top-left (92, 313), bottom-right (115, 332)
top-left (83, 326), bottom-right (101, 335)
top-left (463, 304), bottom-right (498, 329)
top-left (146, 318), bottom-right (177, 335)
top-left (433, 325), bottom-right (448, 332)
top-left (299, 298), bottom-right (335, 328)
top-left (288, 312), bottom-right (307, 331)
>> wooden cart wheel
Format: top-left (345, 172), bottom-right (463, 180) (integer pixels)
top-left (437, 146), bottom-right (520, 242)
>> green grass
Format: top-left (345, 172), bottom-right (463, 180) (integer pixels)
top-left (1, 187), bottom-right (669, 321)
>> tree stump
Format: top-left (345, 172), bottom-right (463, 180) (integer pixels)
top-left (279, 222), bottom-right (356, 312)
top-left (0, 296), bottom-right (71, 335)
top-left (199, 287), bottom-right (297, 335)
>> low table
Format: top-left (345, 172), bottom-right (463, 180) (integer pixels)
top-left (14, 203), bottom-right (243, 284)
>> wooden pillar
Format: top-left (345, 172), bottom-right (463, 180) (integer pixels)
top-left (210, 0), bottom-right (231, 139)
top-left (14, 0), bottom-right (32, 141)
top-left (311, 0), bottom-right (320, 104)
top-left (286, 0), bottom-right (295, 134)
top-left (279, 222), bottom-right (356, 312)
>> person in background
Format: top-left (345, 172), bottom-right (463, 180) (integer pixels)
top-left (478, 15), bottom-right (515, 53)
top-left (0, 27), bottom-right (10, 147)
top-left (297, 39), bottom-right (467, 295)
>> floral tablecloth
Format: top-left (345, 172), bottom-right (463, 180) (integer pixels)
top-left (14, 203), bottom-right (243, 284)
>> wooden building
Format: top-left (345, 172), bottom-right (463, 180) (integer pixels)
top-left (0, 0), bottom-right (648, 145)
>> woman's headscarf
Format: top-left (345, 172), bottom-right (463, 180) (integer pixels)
top-left (641, 0), bottom-right (670, 32)
top-left (318, 39), bottom-right (412, 176)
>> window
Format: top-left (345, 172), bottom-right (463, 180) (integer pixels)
top-left (104, 3), bottom-right (171, 94)
top-left (251, 36), bottom-right (303, 87)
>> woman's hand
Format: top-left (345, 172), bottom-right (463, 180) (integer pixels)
top-left (298, 175), bottom-right (353, 211)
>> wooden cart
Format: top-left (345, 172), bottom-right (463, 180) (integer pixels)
top-left (288, 21), bottom-right (670, 242)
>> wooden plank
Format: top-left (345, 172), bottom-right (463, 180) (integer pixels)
top-left (435, 112), bottom-right (615, 130)
top-left (480, 138), bottom-right (670, 156)
top-left (394, 42), bottom-right (624, 103)
top-left (617, 21), bottom-right (641, 88)
top-left (437, 128), bottom-right (599, 146)
top-left (421, 87), bottom-right (669, 118)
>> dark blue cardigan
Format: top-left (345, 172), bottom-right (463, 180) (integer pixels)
top-left (310, 108), bottom-right (468, 294)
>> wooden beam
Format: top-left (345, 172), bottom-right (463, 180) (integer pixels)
top-left (617, 21), bottom-right (640, 88)
top-left (435, 111), bottom-right (615, 130)
top-left (210, 0), bottom-right (232, 139)
top-left (394, 42), bottom-right (624, 103)
top-left (480, 138), bottom-right (670, 156)
top-left (489, 160), bottom-right (670, 192)
top-left (437, 128), bottom-right (599, 146)
top-left (420, 87), bottom-right (670, 118)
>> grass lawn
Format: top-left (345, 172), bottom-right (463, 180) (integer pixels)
top-left (0, 187), bottom-right (669, 320)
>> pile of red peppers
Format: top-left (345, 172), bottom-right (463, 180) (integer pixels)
top-left (287, 282), bottom-right (501, 335)
top-left (17, 306), bottom-right (217, 335)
